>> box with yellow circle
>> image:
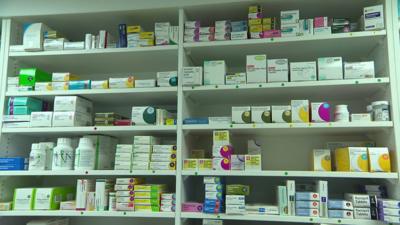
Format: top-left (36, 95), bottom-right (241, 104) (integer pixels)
top-left (368, 147), bottom-right (391, 172)
top-left (335, 147), bottom-right (369, 172)
top-left (312, 149), bottom-right (332, 171)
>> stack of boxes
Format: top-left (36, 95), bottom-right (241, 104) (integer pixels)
top-left (248, 5), bottom-right (263, 39)
top-left (5, 97), bottom-right (43, 128)
top-left (50, 72), bottom-right (80, 91)
top-left (225, 184), bottom-right (250, 215)
top-left (126, 25), bottom-right (141, 48)
top-left (76, 179), bottom-right (95, 211)
top-left (114, 144), bottom-right (133, 171)
top-left (231, 21), bottom-right (248, 40)
top-left (150, 145), bottom-right (177, 171)
top-left (134, 184), bottom-right (166, 212)
top-left (95, 178), bottom-right (114, 211)
top-left (160, 193), bottom-right (176, 212)
top-left (345, 193), bottom-right (377, 220)
top-left (295, 191), bottom-right (320, 217)
top-left (7, 76), bottom-right (19, 92)
top-left (378, 199), bottom-right (400, 223)
top-left (280, 10), bottom-right (300, 37)
top-left (18, 68), bottom-right (52, 91)
top-left (132, 135), bottom-right (159, 170)
top-left (94, 112), bottom-right (124, 126)
top-left (139, 31), bottom-right (155, 47)
top-left (115, 178), bottom-right (144, 211)
top-left (215, 20), bottom-right (231, 41)
top-left (154, 22), bottom-right (179, 45)
top-left (53, 96), bottom-right (93, 127)
top-left (204, 177), bottom-right (225, 214)
top-left (203, 219), bottom-right (223, 225)
top-left (212, 130), bottom-right (232, 171)
top-left (328, 199), bottom-right (354, 219)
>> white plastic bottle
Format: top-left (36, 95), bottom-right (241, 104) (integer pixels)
top-left (28, 143), bottom-right (47, 171)
top-left (52, 138), bottom-right (74, 170)
top-left (334, 105), bottom-right (349, 122)
top-left (74, 138), bottom-right (96, 170)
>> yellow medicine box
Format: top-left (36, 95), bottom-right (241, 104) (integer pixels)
top-left (127, 25), bottom-right (142, 33)
top-left (198, 159), bottom-right (212, 170)
top-left (335, 147), bottom-right (369, 172)
top-left (139, 32), bottom-right (155, 39)
top-left (183, 159), bottom-right (198, 171)
top-left (248, 5), bottom-right (262, 14)
top-left (368, 147), bottom-right (391, 172)
top-left (312, 149), bottom-right (332, 171)
top-left (262, 18), bottom-right (273, 24)
top-left (249, 19), bottom-right (262, 26)
top-left (249, 25), bottom-right (263, 33)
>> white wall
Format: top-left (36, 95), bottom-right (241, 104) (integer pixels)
top-left (0, 0), bottom-right (250, 17)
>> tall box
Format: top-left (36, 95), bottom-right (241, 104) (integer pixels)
top-left (246, 55), bottom-right (267, 83)
top-left (204, 60), bottom-right (226, 85)
top-left (267, 59), bottom-right (289, 82)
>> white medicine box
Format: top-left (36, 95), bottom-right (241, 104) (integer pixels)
top-left (204, 60), bottom-right (226, 85)
top-left (30, 111), bottom-right (53, 127)
top-left (232, 106), bottom-right (252, 124)
top-left (183, 67), bottom-right (203, 86)
top-left (246, 55), bottom-right (267, 83)
top-left (364, 5), bottom-right (384, 31)
top-left (268, 59), bottom-right (289, 82)
top-left (290, 61), bottom-right (317, 82)
top-left (317, 57), bottom-right (343, 80)
top-left (344, 61), bottom-right (375, 79)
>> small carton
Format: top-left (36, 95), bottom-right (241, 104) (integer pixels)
top-left (246, 55), bottom-right (267, 83)
top-left (344, 61), bottom-right (375, 79)
top-left (311, 102), bottom-right (331, 122)
top-left (251, 106), bottom-right (271, 123)
top-left (272, 105), bottom-right (292, 123)
top-left (312, 149), bottom-right (332, 171)
top-left (335, 147), bottom-right (369, 172)
top-left (204, 60), bottom-right (226, 85)
top-left (267, 59), bottom-right (289, 82)
top-left (291, 100), bottom-right (310, 123)
top-left (232, 106), bottom-right (252, 124)
top-left (317, 57), bottom-right (343, 80)
top-left (183, 67), bottom-right (203, 86)
top-left (290, 61), bottom-right (317, 82)
top-left (245, 154), bottom-right (261, 171)
top-left (368, 147), bottom-right (391, 172)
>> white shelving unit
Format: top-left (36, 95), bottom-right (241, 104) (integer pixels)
top-left (0, 1), bottom-right (399, 225)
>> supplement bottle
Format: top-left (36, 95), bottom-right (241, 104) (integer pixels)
top-left (74, 137), bottom-right (95, 170)
top-left (52, 138), bottom-right (74, 170)
top-left (29, 143), bottom-right (47, 170)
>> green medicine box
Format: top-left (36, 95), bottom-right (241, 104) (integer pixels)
top-left (13, 188), bottom-right (37, 210)
top-left (19, 68), bottom-right (51, 87)
top-left (33, 186), bottom-right (75, 210)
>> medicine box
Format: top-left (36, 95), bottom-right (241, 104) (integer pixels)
top-left (246, 55), bottom-right (267, 83)
top-left (354, 207), bottom-right (372, 219)
top-left (291, 100), bottom-right (310, 123)
top-left (318, 57), bottom-right (343, 80)
top-left (232, 106), bottom-right (252, 124)
top-left (19, 68), bottom-right (52, 87)
top-left (328, 210), bottom-right (354, 219)
top-left (53, 96), bottom-right (93, 114)
top-left (30, 111), bottom-right (53, 127)
top-left (226, 205), bottom-right (246, 214)
top-left (335, 147), bottom-right (369, 172)
top-left (134, 136), bottom-right (160, 145)
top-left (52, 72), bottom-right (79, 82)
top-left (311, 102), bottom-right (331, 122)
top-left (267, 59), bottom-right (289, 82)
top-left (13, 188), bottom-right (36, 210)
top-left (345, 194), bottom-right (371, 208)
top-left (290, 61), bottom-right (317, 82)
top-left (280, 10), bottom-right (300, 24)
top-left (152, 145), bottom-right (177, 153)
top-left (131, 106), bottom-right (157, 125)
top-left (272, 105), bottom-right (292, 123)
top-left (204, 60), bottom-right (226, 85)
top-left (52, 82), bottom-right (68, 91)
top-left (91, 80), bottom-right (109, 89)
top-left (23, 23), bottom-right (50, 51)
top-left (184, 159), bottom-right (198, 170)
top-left (225, 73), bottom-right (246, 85)
top-left (368, 147), bottom-right (391, 172)
top-left (295, 208), bottom-right (319, 217)
top-left (198, 159), bottom-right (213, 170)
top-left (157, 71), bottom-right (178, 87)
top-left (52, 111), bottom-right (92, 127)
top-left (295, 192), bottom-right (320, 201)
top-left (344, 61), bottom-right (375, 79)
top-left (314, 27), bottom-right (332, 35)
top-left (35, 82), bottom-right (53, 91)
top-left (213, 145), bottom-right (233, 158)
top-left (135, 79), bottom-right (156, 88)
top-left (231, 155), bottom-right (245, 170)
top-left (296, 201), bottom-right (319, 209)
top-left (328, 200), bottom-right (353, 210)
top-left (132, 145), bottom-right (152, 153)
top-left (109, 77), bottom-right (135, 88)
top-left (183, 67), bottom-right (203, 86)
top-left (68, 80), bottom-right (91, 90)
top-left (364, 5), bottom-right (384, 31)
top-left (251, 106), bottom-right (271, 123)
top-left (245, 154), bottom-right (261, 171)
top-left (34, 187), bottom-right (74, 210)
top-left (150, 161), bottom-right (176, 170)
top-left (351, 113), bottom-right (371, 122)
top-left (312, 149), bottom-right (332, 171)
top-left (281, 23), bottom-right (299, 37)
top-left (212, 157), bottom-right (231, 170)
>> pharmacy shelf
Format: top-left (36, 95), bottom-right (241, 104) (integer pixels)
top-left (183, 30), bottom-right (386, 65)
top-left (180, 212), bottom-right (386, 225)
top-left (183, 78), bottom-right (389, 104)
top-left (181, 170), bottom-right (398, 179)
top-left (182, 122), bottom-right (393, 135)
top-left (6, 87), bottom-right (177, 106)
top-left (8, 45), bottom-right (178, 74)
top-left (2, 125), bottom-right (177, 137)
top-left (0, 170), bottom-right (176, 176)
top-left (0, 210), bottom-right (175, 218)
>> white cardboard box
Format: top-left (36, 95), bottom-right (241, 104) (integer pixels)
top-left (204, 60), bottom-right (226, 85)
top-left (268, 59), bottom-right (289, 82)
top-left (232, 106), bottom-right (251, 124)
top-left (183, 67), bottom-right (203, 86)
top-left (344, 61), bottom-right (375, 79)
top-left (318, 57), bottom-right (343, 80)
top-left (290, 61), bottom-right (317, 82)
top-left (30, 111), bottom-right (53, 127)
top-left (246, 55), bottom-right (267, 83)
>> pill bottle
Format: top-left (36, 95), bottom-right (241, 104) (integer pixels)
top-left (74, 138), bottom-right (95, 170)
top-left (29, 143), bottom-right (46, 170)
top-left (52, 138), bottom-right (74, 170)
top-left (334, 105), bottom-right (349, 122)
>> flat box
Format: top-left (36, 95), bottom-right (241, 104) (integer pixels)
top-left (116, 144), bottom-right (133, 153)
top-left (0, 202), bottom-right (12, 211)
top-left (351, 113), bottom-right (371, 122)
top-left (51, 82), bottom-right (68, 91)
top-left (312, 149), bottom-right (332, 171)
top-left (64, 41), bottom-right (84, 50)
top-left (209, 117), bottom-right (232, 125)
top-left (43, 38), bottom-right (64, 51)
top-left (139, 32), bottom-right (154, 39)
top-left (27, 218), bottom-right (70, 225)
top-left (19, 68), bottom-right (52, 87)
top-left (116, 202), bottom-right (134, 211)
top-left (225, 73), bottom-right (246, 85)
top-left (68, 80), bottom-right (91, 90)
top-left (296, 201), bottom-right (319, 209)
top-left (226, 195), bottom-right (245, 205)
top-left (226, 205), bottom-right (246, 215)
top-left (249, 24), bottom-right (262, 32)
top-left (205, 191), bottom-right (224, 201)
top-left (231, 154), bottom-right (245, 170)
top-left (232, 106), bottom-right (251, 124)
top-left (152, 145), bottom-right (177, 153)
top-left (335, 147), bottom-right (369, 172)
top-left (328, 210), bottom-right (354, 219)
top-left (384, 216), bottom-right (400, 223)
top-left (2, 122), bottom-right (30, 128)
top-left (249, 19), bottom-right (262, 26)
top-left (53, 96), bottom-right (93, 114)
top-left (203, 219), bottom-right (223, 225)
top-left (116, 196), bottom-right (134, 203)
top-left (127, 25), bottom-right (142, 33)
top-left (34, 187), bottom-right (74, 210)
top-left (161, 193), bottom-right (175, 200)
top-left (132, 153), bottom-right (150, 161)
top-left (291, 100), bottom-right (309, 123)
top-left (131, 106), bottom-right (156, 125)
top-left (328, 200), bottom-right (353, 210)
top-left (318, 57), bottom-right (343, 80)
top-left (204, 60), bottom-right (226, 85)
top-left (214, 32), bottom-right (230, 41)
top-left (213, 130), bottom-right (231, 146)
top-left (149, 161), bottom-right (176, 170)
top-left (204, 176), bottom-right (224, 184)
top-left (183, 67), bottom-right (203, 86)
top-left (3, 115), bottom-right (30, 122)
top-left (134, 198), bottom-right (159, 205)
top-left (246, 55), bottom-right (267, 83)
top-left (378, 199), bottom-right (400, 208)
top-left (295, 192), bottom-right (319, 201)
top-left (109, 77), bottom-right (135, 88)
top-left (281, 10), bottom-right (299, 24)
top-left (245, 154), bottom-right (261, 171)
top-left (135, 79), bottom-right (156, 88)
top-left (205, 184), bottom-right (224, 192)
top-left (281, 23), bottom-right (299, 37)
top-left (231, 31), bottom-right (248, 40)
top-left (272, 105), bottom-right (292, 123)
top-left (116, 191), bottom-right (134, 197)
top-left (91, 80), bottom-right (109, 89)
top-left (353, 207), bottom-right (371, 219)
top-left (134, 136), bottom-right (160, 145)
top-left (114, 184), bottom-right (134, 191)
top-left (132, 145), bottom-right (152, 153)
top-left (290, 61), bottom-right (317, 82)
top-left (248, 12), bottom-right (262, 19)
top-left (134, 184), bottom-right (167, 192)
top-left (157, 71), bottom-right (178, 87)
top-left (35, 82), bottom-right (53, 91)
top-left (345, 194), bottom-right (370, 208)
top-left (131, 161), bottom-right (149, 170)
top-left (383, 208), bottom-right (400, 216)
top-left (368, 147), bottom-right (391, 172)
top-left (198, 159), bottom-right (213, 170)
top-left (134, 191), bottom-right (161, 199)
top-left (151, 153), bottom-right (177, 162)
top-left (251, 106), bottom-right (271, 123)
top-left (246, 204), bottom-right (279, 215)
top-left (185, 21), bottom-right (200, 29)
top-left (344, 61), bottom-right (375, 79)
top-left (52, 111), bottom-right (92, 127)
top-left (115, 178), bottom-right (144, 185)
top-left (364, 5), bottom-right (384, 31)
top-left (7, 106), bottom-right (40, 115)
top-left (212, 157), bottom-right (231, 170)
top-left (311, 102), bottom-right (331, 122)
top-left (30, 111), bottom-right (53, 127)
top-left (267, 59), bottom-right (289, 82)
top-left (250, 31), bottom-right (263, 39)
top-left (9, 45), bottom-right (25, 52)
top-left (13, 188), bottom-right (36, 210)
top-left (52, 72), bottom-right (79, 82)
top-left (314, 17), bottom-right (329, 28)
top-left (226, 184), bottom-right (250, 195)
top-left (314, 26), bottom-right (332, 35)
top-left (296, 208), bottom-right (319, 217)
